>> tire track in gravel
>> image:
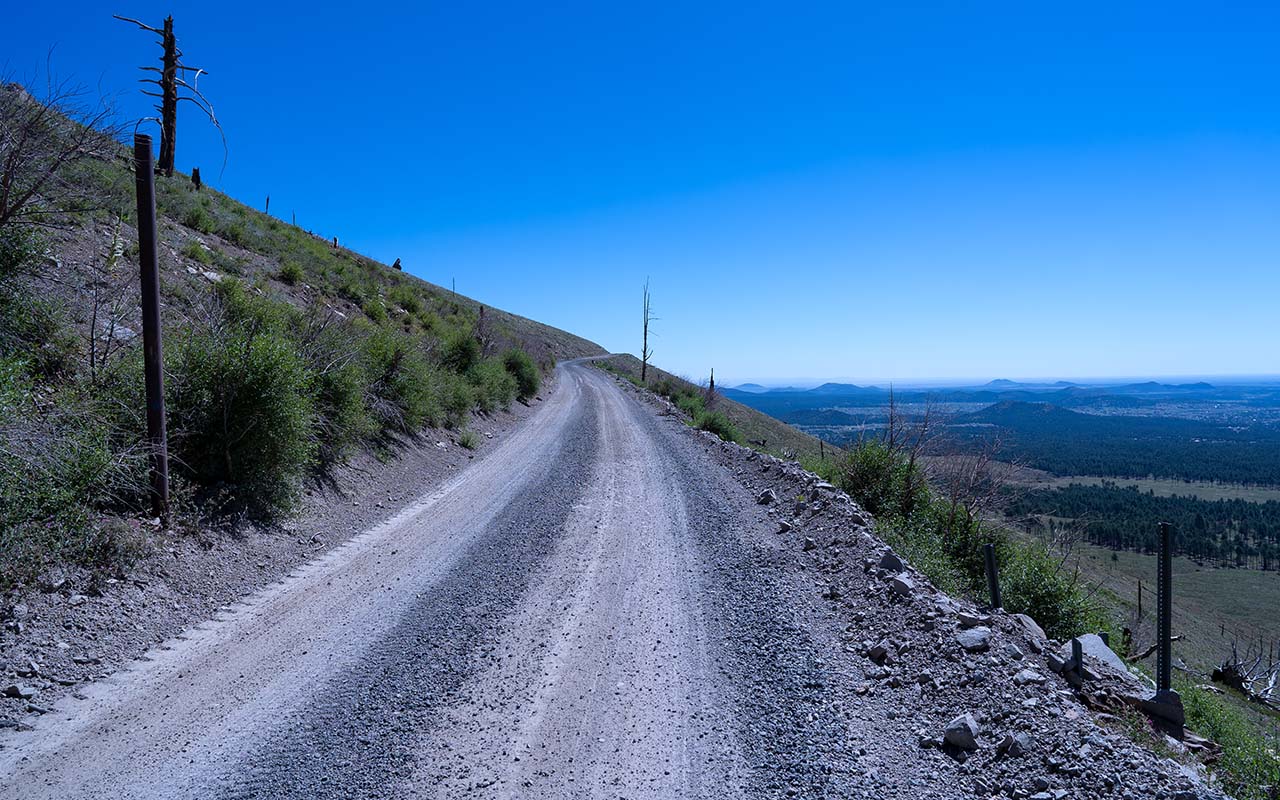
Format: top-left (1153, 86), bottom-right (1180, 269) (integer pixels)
top-left (390, 365), bottom-right (857, 799)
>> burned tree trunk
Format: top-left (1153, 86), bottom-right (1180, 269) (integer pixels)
top-left (641, 278), bottom-right (655, 383)
top-left (157, 16), bottom-right (177, 176)
top-left (1213, 638), bottom-right (1280, 711)
top-left (116, 14), bottom-right (223, 178)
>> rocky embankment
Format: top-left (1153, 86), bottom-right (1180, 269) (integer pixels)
top-left (616, 374), bottom-right (1226, 800)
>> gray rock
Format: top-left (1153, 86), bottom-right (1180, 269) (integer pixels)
top-left (890, 575), bottom-right (916, 596)
top-left (878, 551), bottom-right (905, 573)
top-left (957, 612), bottom-right (990, 628)
top-left (757, 488), bottom-right (778, 505)
top-left (1003, 643), bottom-right (1025, 660)
top-left (1136, 688), bottom-right (1187, 726)
top-left (944, 713), bottom-right (980, 750)
top-left (802, 537), bottom-right (817, 552)
top-left (1059, 633), bottom-right (1128, 676)
top-left (956, 626), bottom-right (992, 653)
top-left (1014, 668), bottom-right (1046, 685)
top-left (997, 731), bottom-right (1034, 757)
top-left (2, 684), bottom-right (36, 700)
top-left (867, 640), bottom-right (891, 664)
top-left (1012, 612), bottom-right (1046, 640)
top-left (777, 520), bottom-right (793, 533)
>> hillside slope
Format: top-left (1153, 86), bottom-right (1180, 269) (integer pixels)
top-left (593, 354), bottom-right (835, 461)
top-left (44, 150), bottom-right (603, 366)
top-left (0, 87), bottom-right (603, 592)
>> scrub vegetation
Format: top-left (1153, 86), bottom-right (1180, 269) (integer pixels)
top-left (0, 82), bottom-right (586, 591)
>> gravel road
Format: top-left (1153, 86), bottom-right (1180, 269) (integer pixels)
top-left (0, 362), bottom-right (844, 799)
top-left (0, 361), bottom-right (1220, 800)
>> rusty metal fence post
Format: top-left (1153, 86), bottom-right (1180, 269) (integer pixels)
top-left (983, 543), bottom-right (1002, 609)
top-left (1157, 521), bottom-right (1173, 693)
top-left (133, 134), bottom-right (169, 518)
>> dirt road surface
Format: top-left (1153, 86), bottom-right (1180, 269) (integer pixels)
top-left (0, 362), bottom-right (855, 799)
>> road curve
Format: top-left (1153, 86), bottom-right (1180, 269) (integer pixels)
top-left (0, 361), bottom-right (847, 800)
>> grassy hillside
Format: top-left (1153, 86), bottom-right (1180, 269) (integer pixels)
top-left (0, 84), bottom-right (602, 590)
top-left (594, 354), bottom-right (835, 462)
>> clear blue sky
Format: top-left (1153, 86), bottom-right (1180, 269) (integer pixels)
top-left (8, 2), bottom-right (1280, 383)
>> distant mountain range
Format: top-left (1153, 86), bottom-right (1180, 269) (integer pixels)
top-left (731, 379), bottom-right (1221, 395)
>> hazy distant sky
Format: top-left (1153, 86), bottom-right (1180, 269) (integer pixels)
top-left (7, 2), bottom-right (1279, 383)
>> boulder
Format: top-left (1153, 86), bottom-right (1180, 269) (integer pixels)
top-left (996, 731), bottom-right (1034, 757)
top-left (867, 640), bottom-right (892, 664)
top-left (890, 575), bottom-right (916, 597)
top-left (1011, 613), bottom-right (1046, 641)
top-left (1058, 634), bottom-right (1127, 677)
top-left (944, 713), bottom-right (980, 750)
top-left (878, 551), bottom-right (905, 574)
top-left (1014, 669), bottom-right (1046, 686)
top-left (956, 626), bottom-right (992, 653)
top-left (757, 488), bottom-right (778, 505)
top-left (2, 685), bottom-right (36, 700)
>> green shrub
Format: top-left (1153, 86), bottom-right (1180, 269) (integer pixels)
top-left (278, 260), bottom-right (304, 285)
top-left (694, 410), bottom-right (740, 443)
top-left (470, 357), bottom-right (517, 413)
top-left (167, 323), bottom-right (316, 516)
top-left (999, 538), bottom-right (1109, 639)
top-left (0, 226), bottom-right (41, 280)
top-left (220, 220), bottom-right (248, 246)
top-left (387, 284), bottom-right (422, 314)
top-left (502, 349), bottom-right (541, 400)
top-left (676, 392), bottom-right (705, 418)
top-left (458, 429), bottom-right (479, 450)
top-left (834, 438), bottom-right (1104, 640)
top-left (0, 230), bottom-right (78, 379)
top-left (182, 240), bottom-right (211, 264)
top-left (338, 278), bottom-right (369, 305)
top-left (362, 298), bottom-right (387, 323)
top-left (439, 371), bottom-right (473, 429)
top-left (360, 329), bottom-right (439, 433)
top-left (308, 353), bottom-right (373, 464)
top-left (837, 439), bottom-right (929, 519)
top-left (1177, 680), bottom-right (1280, 798)
top-left (441, 330), bottom-right (481, 373)
top-left (0, 359), bottom-right (147, 589)
top-left (215, 278), bottom-right (295, 332)
top-left (182, 205), bottom-right (214, 234)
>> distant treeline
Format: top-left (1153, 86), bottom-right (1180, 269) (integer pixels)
top-left (942, 403), bottom-right (1280, 485)
top-left (1007, 483), bottom-right (1280, 570)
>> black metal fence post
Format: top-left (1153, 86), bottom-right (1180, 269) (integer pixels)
top-left (983, 543), bottom-right (1002, 609)
top-left (133, 134), bottom-right (169, 518)
top-left (1157, 521), bottom-right (1173, 693)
